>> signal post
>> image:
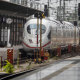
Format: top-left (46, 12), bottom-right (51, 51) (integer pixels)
top-left (34, 12), bottom-right (45, 63)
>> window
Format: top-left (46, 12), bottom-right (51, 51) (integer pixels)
top-left (52, 27), bottom-right (57, 37)
top-left (47, 31), bottom-right (51, 40)
top-left (27, 24), bottom-right (46, 35)
top-left (71, 30), bottom-right (73, 37)
top-left (57, 26), bottom-right (62, 37)
top-left (27, 25), bottom-right (31, 34)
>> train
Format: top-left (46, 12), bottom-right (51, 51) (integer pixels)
top-left (22, 17), bottom-right (79, 56)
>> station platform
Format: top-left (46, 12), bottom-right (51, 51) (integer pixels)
top-left (10, 55), bottom-right (80, 80)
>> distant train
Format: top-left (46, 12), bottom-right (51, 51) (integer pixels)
top-left (22, 18), bottom-right (79, 55)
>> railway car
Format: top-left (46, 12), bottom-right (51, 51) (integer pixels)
top-left (22, 18), bottom-right (79, 56)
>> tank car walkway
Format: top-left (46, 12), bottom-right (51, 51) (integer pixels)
top-left (10, 56), bottom-right (80, 80)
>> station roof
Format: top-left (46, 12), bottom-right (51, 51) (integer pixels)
top-left (0, 0), bottom-right (43, 17)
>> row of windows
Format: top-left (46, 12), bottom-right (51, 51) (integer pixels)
top-left (52, 29), bottom-right (79, 38)
top-left (53, 26), bottom-right (74, 30)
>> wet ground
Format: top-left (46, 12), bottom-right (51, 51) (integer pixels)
top-left (10, 56), bottom-right (80, 80)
